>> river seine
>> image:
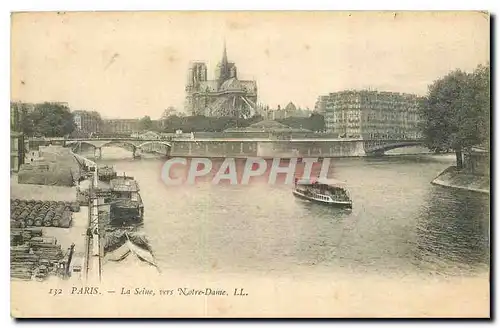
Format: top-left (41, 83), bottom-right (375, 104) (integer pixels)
top-left (97, 149), bottom-right (490, 278)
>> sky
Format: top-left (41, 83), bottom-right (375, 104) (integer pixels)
top-left (11, 11), bottom-right (489, 119)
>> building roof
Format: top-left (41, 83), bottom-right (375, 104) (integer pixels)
top-left (198, 80), bottom-right (219, 92)
top-left (285, 102), bottom-right (297, 111)
top-left (296, 177), bottom-right (349, 188)
top-left (196, 78), bottom-right (256, 95)
top-left (220, 78), bottom-right (244, 91)
top-left (110, 177), bottom-right (140, 192)
top-left (239, 80), bottom-right (257, 94)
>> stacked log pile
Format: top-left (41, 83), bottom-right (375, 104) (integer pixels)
top-left (10, 199), bottom-right (79, 228)
top-left (10, 228), bottom-right (65, 280)
top-left (30, 237), bottom-right (64, 262)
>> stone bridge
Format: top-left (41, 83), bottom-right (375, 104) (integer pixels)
top-left (64, 138), bottom-right (172, 158)
top-left (167, 138), bottom-right (425, 158)
top-left (32, 137), bottom-right (425, 158)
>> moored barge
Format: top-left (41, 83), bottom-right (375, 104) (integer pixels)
top-left (108, 175), bottom-right (144, 227)
top-left (97, 164), bottom-right (117, 182)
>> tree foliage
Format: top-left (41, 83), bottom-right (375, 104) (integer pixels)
top-left (161, 106), bottom-right (179, 120)
top-left (138, 115), bottom-right (153, 131)
top-left (89, 111), bottom-right (103, 127)
top-left (28, 102), bottom-right (76, 137)
top-left (10, 103), bottom-right (33, 135)
top-left (421, 64), bottom-right (490, 155)
top-left (277, 113), bottom-right (325, 132)
top-left (160, 115), bottom-right (264, 133)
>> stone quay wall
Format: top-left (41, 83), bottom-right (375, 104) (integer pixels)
top-left (169, 140), bottom-right (366, 158)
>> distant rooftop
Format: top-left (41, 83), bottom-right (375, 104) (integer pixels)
top-left (326, 90), bottom-right (424, 98)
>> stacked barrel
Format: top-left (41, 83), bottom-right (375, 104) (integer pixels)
top-left (10, 199), bottom-right (80, 228)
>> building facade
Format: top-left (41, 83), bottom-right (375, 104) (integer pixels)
top-left (73, 110), bottom-right (102, 136)
top-left (102, 119), bottom-right (140, 135)
top-left (10, 132), bottom-right (25, 172)
top-left (268, 102), bottom-right (311, 120)
top-left (184, 43), bottom-right (258, 118)
top-left (319, 90), bottom-right (423, 139)
top-left (314, 96), bottom-right (328, 115)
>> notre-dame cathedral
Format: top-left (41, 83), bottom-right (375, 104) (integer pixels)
top-left (184, 42), bottom-right (258, 118)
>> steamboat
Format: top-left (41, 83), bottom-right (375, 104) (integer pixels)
top-left (293, 178), bottom-right (353, 209)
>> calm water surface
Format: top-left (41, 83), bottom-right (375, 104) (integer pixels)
top-left (97, 151), bottom-right (490, 277)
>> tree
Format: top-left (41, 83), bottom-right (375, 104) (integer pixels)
top-left (138, 115), bottom-right (153, 131)
top-left (161, 106), bottom-right (178, 120)
top-left (277, 113), bottom-right (325, 132)
top-left (159, 115), bottom-right (264, 133)
top-left (308, 113), bottom-right (325, 132)
top-left (90, 111), bottom-right (103, 132)
top-left (421, 64), bottom-right (490, 168)
top-left (29, 102), bottom-right (76, 137)
top-left (470, 64), bottom-right (490, 148)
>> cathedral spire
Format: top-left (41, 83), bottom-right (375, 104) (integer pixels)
top-left (222, 39), bottom-right (228, 67)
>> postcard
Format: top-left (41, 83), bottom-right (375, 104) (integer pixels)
top-left (10, 11), bottom-right (490, 318)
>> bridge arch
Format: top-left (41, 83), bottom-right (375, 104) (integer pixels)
top-left (63, 138), bottom-right (172, 157)
top-left (99, 140), bottom-right (138, 152)
top-left (364, 140), bottom-right (424, 155)
top-left (136, 140), bottom-right (171, 156)
top-left (65, 140), bottom-right (109, 150)
top-left (137, 140), bottom-right (171, 149)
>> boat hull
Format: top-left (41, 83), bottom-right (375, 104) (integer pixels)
top-left (109, 202), bottom-right (144, 227)
top-left (292, 190), bottom-right (352, 209)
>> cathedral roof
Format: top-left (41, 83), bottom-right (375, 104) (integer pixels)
top-left (198, 81), bottom-right (218, 92)
top-left (220, 78), bottom-right (244, 91)
top-left (194, 79), bottom-right (256, 95)
top-left (240, 80), bottom-right (257, 93)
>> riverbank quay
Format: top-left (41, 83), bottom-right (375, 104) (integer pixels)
top-left (10, 174), bottom-right (88, 282)
top-left (431, 166), bottom-right (490, 194)
top-left (10, 145), bottom-right (155, 283)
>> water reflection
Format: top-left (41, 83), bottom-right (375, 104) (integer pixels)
top-left (95, 151), bottom-right (490, 277)
top-left (413, 187), bottom-right (490, 275)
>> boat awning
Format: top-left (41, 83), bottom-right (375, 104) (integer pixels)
top-left (296, 177), bottom-right (348, 188)
top-left (111, 199), bottom-right (141, 208)
top-left (110, 178), bottom-right (140, 192)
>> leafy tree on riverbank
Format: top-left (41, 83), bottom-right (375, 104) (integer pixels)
top-left (138, 115), bottom-right (153, 131)
top-left (28, 102), bottom-right (76, 137)
top-left (160, 115), bottom-right (264, 132)
top-left (159, 113), bottom-right (326, 133)
top-left (277, 113), bottom-right (325, 132)
top-left (420, 64), bottom-right (490, 168)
